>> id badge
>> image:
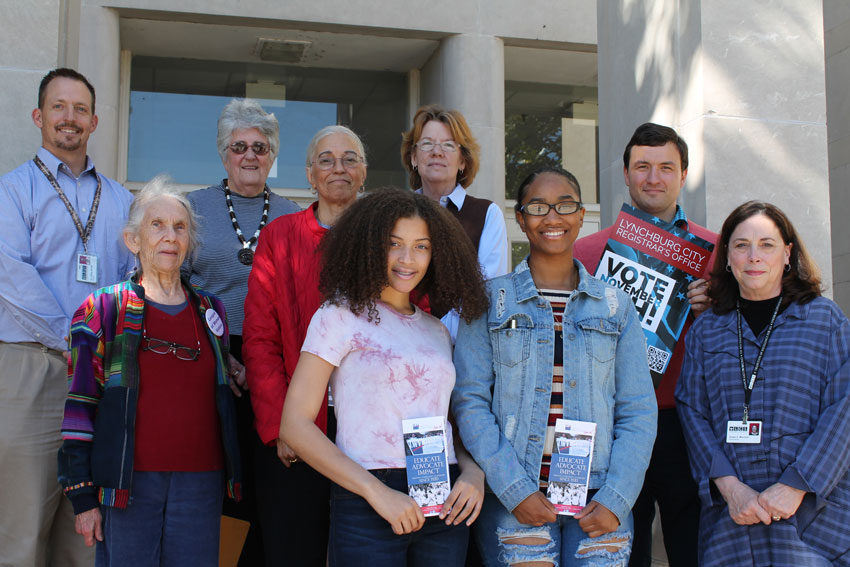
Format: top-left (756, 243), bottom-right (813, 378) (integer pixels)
top-left (726, 420), bottom-right (762, 444)
top-left (76, 253), bottom-right (98, 284)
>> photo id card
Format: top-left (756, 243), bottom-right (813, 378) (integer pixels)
top-left (726, 420), bottom-right (762, 444)
top-left (76, 253), bottom-right (98, 284)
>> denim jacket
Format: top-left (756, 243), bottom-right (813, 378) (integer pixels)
top-left (452, 259), bottom-right (657, 523)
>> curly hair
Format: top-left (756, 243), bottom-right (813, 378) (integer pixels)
top-left (318, 187), bottom-right (489, 323)
top-left (400, 105), bottom-right (480, 189)
top-left (708, 200), bottom-right (821, 314)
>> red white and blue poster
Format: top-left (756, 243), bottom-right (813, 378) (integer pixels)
top-left (593, 204), bottom-right (715, 385)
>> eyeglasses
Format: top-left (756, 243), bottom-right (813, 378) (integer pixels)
top-left (229, 141), bottom-right (271, 156)
top-left (142, 336), bottom-right (201, 361)
top-left (415, 140), bottom-right (459, 153)
top-left (520, 201), bottom-right (583, 216)
top-left (312, 153), bottom-right (363, 170)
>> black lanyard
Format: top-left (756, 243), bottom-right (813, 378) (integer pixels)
top-left (33, 156), bottom-right (102, 253)
top-left (736, 297), bottom-right (782, 423)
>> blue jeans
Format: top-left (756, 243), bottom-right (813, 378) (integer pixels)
top-left (475, 492), bottom-right (633, 567)
top-left (329, 466), bottom-right (469, 566)
top-left (96, 470), bottom-right (224, 567)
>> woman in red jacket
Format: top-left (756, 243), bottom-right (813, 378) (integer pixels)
top-left (242, 124), bottom-right (366, 566)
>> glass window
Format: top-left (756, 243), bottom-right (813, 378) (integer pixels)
top-left (504, 81), bottom-right (598, 202)
top-left (129, 56), bottom-right (408, 189)
top-left (511, 241), bottom-right (530, 269)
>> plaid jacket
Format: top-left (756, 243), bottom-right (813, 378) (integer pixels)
top-left (58, 276), bottom-right (242, 515)
top-left (677, 296), bottom-right (850, 566)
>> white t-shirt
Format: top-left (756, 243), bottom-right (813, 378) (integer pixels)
top-left (301, 301), bottom-right (458, 470)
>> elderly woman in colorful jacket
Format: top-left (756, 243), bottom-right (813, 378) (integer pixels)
top-left (58, 176), bottom-right (242, 567)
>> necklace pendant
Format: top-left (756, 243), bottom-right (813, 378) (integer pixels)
top-left (238, 247), bottom-right (254, 265)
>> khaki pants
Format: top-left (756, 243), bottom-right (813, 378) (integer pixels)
top-left (0, 342), bottom-right (94, 567)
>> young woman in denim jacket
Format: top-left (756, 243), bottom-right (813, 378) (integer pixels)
top-left (452, 167), bottom-right (657, 566)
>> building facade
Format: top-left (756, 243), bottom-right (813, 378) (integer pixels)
top-left (1, 0), bottom-right (847, 313)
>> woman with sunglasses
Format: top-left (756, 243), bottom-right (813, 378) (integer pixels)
top-left (182, 98), bottom-right (299, 565)
top-left (401, 105), bottom-right (509, 340)
top-left (242, 124), bottom-right (367, 565)
top-left (58, 177), bottom-right (242, 566)
top-left (451, 167), bottom-right (657, 566)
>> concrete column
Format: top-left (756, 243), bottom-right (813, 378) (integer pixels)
top-left (0, 0), bottom-right (63, 174)
top-left (59, 0), bottom-right (82, 69)
top-left (598, 0), bottom-right (832, 293)
top-left (825, 0), bottom-right (850, 313)
top-left (562, 117), bottom-right (598, 204)
top-left (420, 34), bottom-right (505, 206)
top-left (407, 68), bottom-right (421, 126)
top-left (78, 4), bottom-right (121, 179)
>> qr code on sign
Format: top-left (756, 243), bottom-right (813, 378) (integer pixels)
top-left (646, 344), bottom-right (670, 374)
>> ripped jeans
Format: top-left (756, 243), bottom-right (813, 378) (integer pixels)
top-left (474, 492), bottom-right (633, 567)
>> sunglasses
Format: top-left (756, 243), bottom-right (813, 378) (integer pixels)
top-left (229, 141), bottom-right (271, 156)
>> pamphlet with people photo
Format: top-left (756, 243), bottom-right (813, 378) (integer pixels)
top-left (402, 416), bottom-right (451, 517)
top-left (547, 419), bottom-right (596, 515)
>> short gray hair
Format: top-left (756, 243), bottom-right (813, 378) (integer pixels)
top-left (305, 125), bottom-right (367, 166)
top-left (217, 99), bottom-right (280, 161)
top-left (124, 175), bottom-right (200, 265)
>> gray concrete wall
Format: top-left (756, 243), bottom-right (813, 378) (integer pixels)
top-left (0, 0), bottom-right (64, 173)
top-left (0, 0), bottom-right (595, 183)
top-left (597, 1), bottom-right (702, 226)
top-left (3, 0), bottom-right (838, 302)
top-left (825, 0), bottom-right (850, 314)
top-left (78, 3), bottom-right (121, 178)
top-left (598, 0), bottom-right (833, 294)
top-left (93, 0), bottom-right (596, 43)
top-left (419, 34), bottom-right (506, 204)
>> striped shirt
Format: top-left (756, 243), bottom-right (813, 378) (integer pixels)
top-left (184, 184), bottom-right (300, 335)
top-left (537, 288), bottom-right (573, 489)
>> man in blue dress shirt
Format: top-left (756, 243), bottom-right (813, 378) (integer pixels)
top-left (0, 68), bottom-right (134, 566)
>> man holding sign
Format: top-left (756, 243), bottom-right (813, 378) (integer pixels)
top-left (574, 123), bottom-right (716, 567)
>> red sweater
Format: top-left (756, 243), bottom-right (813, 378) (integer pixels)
top-left (135, 302), bottom-right (222, 471)
top-left (243, 203), bottom-right (329, 445)
top-left (573, 218), bottom-right (717, 409)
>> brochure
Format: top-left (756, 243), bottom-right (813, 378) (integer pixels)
top-left (547, 419), bottom-right (596, 515)
top-left (403, 416), bottom-right (451, 517)
top-left (594, 203), bottom-right (715, 385)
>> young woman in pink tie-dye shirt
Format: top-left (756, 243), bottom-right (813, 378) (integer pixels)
top-left (280, 187), bottom-right (489, 566)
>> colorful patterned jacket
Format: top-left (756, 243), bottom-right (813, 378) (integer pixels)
top-left (58, 276), bottom-right (242, 515)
